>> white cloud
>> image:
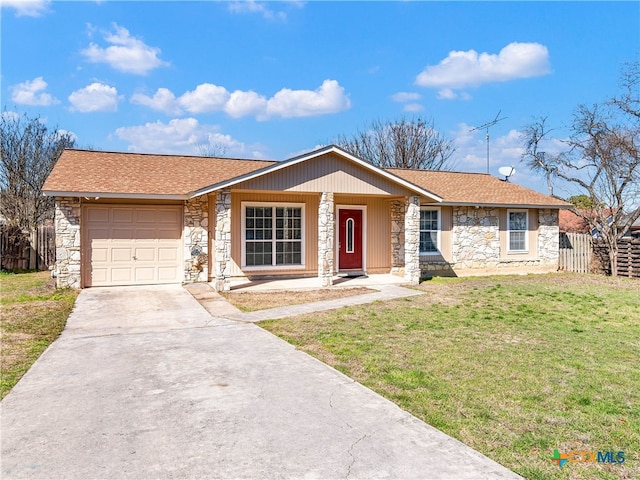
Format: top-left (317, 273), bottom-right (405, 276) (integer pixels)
top-left (403, 103), bottom-right (423, 113)
top-left (1, 0), bottom-right (50, 17)
top-left (131, 88), bottom-right (181, 115)
top-left (68, 83), bottom-right (121, 112)
top-left (266, 79), bottom-right (350, 118)
top-left (391, 92), bottom-right (422, 103)
top-left (416, 42), bottom-right (551, 95)
top-left (179, 83), bottom-right (231, 114)
top-left (10, 77), bottom-right (59, 106)
top-left (225, 90), bottom-right (269, 119)
top-left (113, 118), bottom-right (256, 157)
top-left (227, 0), bottom-right (302, 20)
top-left (131, 79), bottom-right (350, 120)
top-left (81, 23), bottom-right (169, 75)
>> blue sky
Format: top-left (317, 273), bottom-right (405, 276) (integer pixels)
top-left (2, 1), bottom-right (638, 195)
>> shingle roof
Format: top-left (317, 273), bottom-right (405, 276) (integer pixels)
top-left (43, 149), bottom-right (276, 198)
top-left (387, 168), bottom-right (570, 208)
top-left (43, 149), bottom-right (569, 208)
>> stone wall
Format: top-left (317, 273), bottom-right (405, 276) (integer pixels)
top-left (420, 206), bottom-right (561, 276)
top-left (184, 196), bottom-right (209, 282)
top-left (451, 206), bottom-right (500, 269)
top-left (538, 209), bottom-right (560, 264)
top-left (404, 196), bottom-right (421, 283)
top-left (53, 197), bottom-right (81, 288)
top-left (318, 192), bottom-right (334, 287)
top-left (390, 199), bottom-right (404, 274)
top-left (213, 189), bottom-right (232, 291)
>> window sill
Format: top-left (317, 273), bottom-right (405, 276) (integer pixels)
top-left (242, 265), bottom-right (306, 271)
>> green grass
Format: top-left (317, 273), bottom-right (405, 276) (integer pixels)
top-left (261, 273), bottom-right (640, 479)
top-left (0, 270), bottom-right (78, 399)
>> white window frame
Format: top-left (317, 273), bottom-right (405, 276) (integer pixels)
top-left (241, 201), bottom-right (306, 270)
top-left (507, 209), bottom-right (529, 253)
top-left (419, 207), bottom-right (441, 256)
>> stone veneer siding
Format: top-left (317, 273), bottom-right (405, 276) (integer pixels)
top-left (404, 196), bottom-right (421, 283)
top-left (318, 192), bottom-right (335, 287)
top-left (452, 206), bottom-right (500, 269)
top-left (419, 206), bottom-right (561, 275)
top-left (213, 189), bottom-right (232, 292)
top-left (53, 197), bottom-right (82, 288)
top-left (390, 199), bottom-right (405, 274)
top-left (184, 196), bottom-right (209, 282)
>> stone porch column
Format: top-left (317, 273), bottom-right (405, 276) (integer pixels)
top-left (390, 199), bottom-right (405, 274)
top-left (404, 195), bottom-right (421, 284)
top-left (54, 197), bottom-right (82, 289)
top-left (318, 192), bottom-right (335, 287)
top-left (213, 189), bottom-right (232, 292)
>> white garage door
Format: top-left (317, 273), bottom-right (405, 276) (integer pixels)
top-left (84, 205), bottom-right (182, 287)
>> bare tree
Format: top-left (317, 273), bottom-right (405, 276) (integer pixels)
top-left (521, 61), bottom-right (640, 275)
top-left (334, 116), bottom-right (456, 170)
top-left (1, 111), bottom-right (76, 229)
top-left (195, 142), bottom-right (228, 158)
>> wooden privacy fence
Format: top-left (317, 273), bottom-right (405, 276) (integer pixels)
top-left (559, 232), bottom-right (592, 273)
top-left (593, 238), bottom-right (640, 279)
top-left (0, 225), bottom-right (55, 271)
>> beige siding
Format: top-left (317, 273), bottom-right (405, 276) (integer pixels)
top-left (234, 153), bottom-right (414, 196)
top-left (230, 192), bottom-right (319, 276)
top-left (335, 195), bottom-right (392, 272)
top-left (499, 208), bottom-right (539, 259)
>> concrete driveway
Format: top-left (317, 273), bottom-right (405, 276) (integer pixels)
top-left (1, 285), bottom-right (521, 479)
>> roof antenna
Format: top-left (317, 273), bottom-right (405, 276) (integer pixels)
top-left (470, 110), bottom-right (507, 174)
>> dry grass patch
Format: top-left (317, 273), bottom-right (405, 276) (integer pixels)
top-left (221, 287), bottom-right (374, 312)
top-left (261, 273), bottom-right (640, 480)
top-left (1, 271), bottom-right (78, 398)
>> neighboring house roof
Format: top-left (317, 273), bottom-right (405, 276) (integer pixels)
top-left (559, 209), bottom-right (590, 233)
top-left (387, 169), bottom-right (570, 208)
top-left (42, 149), bottom-right (276, 199)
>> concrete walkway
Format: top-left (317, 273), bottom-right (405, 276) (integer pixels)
top-left (185, 282), bottom-right (424, 323)
top-left (1, 284), bottom-right (521, 480)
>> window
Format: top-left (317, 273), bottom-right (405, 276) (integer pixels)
top-left (508, 210), bottom-right (528, 252)
top-left (420, 208), bottom-right (440, 254)
top-left (243, 203), bottom-right (304, 267)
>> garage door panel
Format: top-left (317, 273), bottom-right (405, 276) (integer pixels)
top-left (111, 268), bottom-right (133, 282)
top-left (84, 205), bottom-right (183, 287)
top-left (158, 247), bottom-right (178, 262)
top-left (111, 248), bottom-right (133, 262)
top-left (158, 267), bottom-right (180, 281)
top-left (92, 247), bottom-right (109, 262)
top-left (134, 267), bottom-right (156, 282)
top-left (134, 248), bottom-right (156, 262)
top-left (157, 209), bottom-right (181, 224)
top-left (87, 208), bottom-right (110, 222)
top-left (111, 209), bottom-right (134, 223)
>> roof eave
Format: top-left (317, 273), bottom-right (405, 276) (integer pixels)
top-left (437, 201), bottom-right (571, 209)
top-left (43, 190), bottom-right (188, 200)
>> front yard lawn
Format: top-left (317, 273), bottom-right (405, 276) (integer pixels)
top-left (260, 273), bottom-right (639, 480)
top-left (0, 270), bottom-right (78, 399)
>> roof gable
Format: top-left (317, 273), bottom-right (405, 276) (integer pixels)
top-left (192, 145), bottom-right (442, 201)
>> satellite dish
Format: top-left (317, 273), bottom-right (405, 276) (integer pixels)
top-left (498, 166), bottom-right (516, 181)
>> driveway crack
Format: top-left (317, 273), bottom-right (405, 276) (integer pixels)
top-left (346, 433), bottom-right (369, 479)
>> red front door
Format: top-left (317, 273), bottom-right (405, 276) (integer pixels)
top-left (338, 209), bottom-right (363, 270)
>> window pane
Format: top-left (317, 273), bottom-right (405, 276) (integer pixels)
top-left (420, 231), bottom-right (437, 253)
top-left (509, 212), bottom-right (527, 230)
top-left (510, 231), bottom-right (526, 251)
